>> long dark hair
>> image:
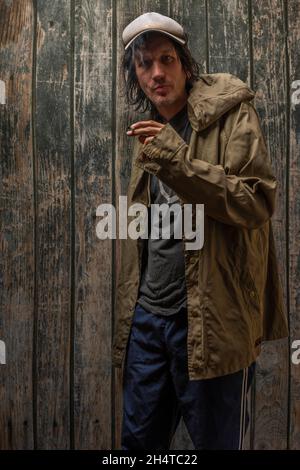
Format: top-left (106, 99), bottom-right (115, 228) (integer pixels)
top-left (121, 31), bottom-right (201, 117)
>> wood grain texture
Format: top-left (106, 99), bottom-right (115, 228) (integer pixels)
top-left (171, 0), bottom-right (206, 72)
top-left (73, 0), bottom-right (113, 449)
top-left (288, 0), bottom-right (300, 451)
top-left (0, 0), bottom-right (34, 450)
top-left (251, 0), bottom-right (289, 450)
top-left (208, 0), bottom-right (250, 80)
top-left (34, 0), bottom-right (72, 448)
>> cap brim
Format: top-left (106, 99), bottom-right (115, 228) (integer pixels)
top-left (124, 29), bottom-right (186, 50)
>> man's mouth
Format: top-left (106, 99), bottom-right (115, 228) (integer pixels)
top-left (154, 85), bottom-right (170, 92)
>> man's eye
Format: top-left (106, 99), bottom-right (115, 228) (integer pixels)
top-left (139, 60), bottom-right (151, 68)
top-left (162, 55), bottom-right (174, 63)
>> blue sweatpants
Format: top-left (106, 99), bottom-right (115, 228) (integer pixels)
top-left (121, 303), bottom-right (255, 450)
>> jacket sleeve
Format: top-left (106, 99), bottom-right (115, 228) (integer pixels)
top-left (135, 101), bottom-right (277, 229)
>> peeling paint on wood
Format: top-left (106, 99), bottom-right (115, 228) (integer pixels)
top-left (288, 0), bottom-right (300, 451)
top-left (73, 0), bottom-right (113, 450)
top-left (291, 80), bottom-right (300, 110)
top-left (251, 0), bottom-right (289, 451)
top-left (0, 340), bottom-right (6, 364)
top-left (0, 79), bottom-right (5, 104)
top-left (0, 0), bottom-right (34, 450)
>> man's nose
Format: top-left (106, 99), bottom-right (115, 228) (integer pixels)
top-left (151, 62), bottom-right (165, 80)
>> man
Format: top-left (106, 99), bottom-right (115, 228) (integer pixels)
top-left (112, 12), bottom-right (288, 450)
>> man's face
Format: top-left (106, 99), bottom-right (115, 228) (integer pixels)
top-left (134, 34), bottom-right (188, 116)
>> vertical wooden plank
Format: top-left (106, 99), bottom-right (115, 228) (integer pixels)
top-left (35, 0), bottom-right (72, 448)
top-left (73, 0), bottom-right (113, 449)
top-left (114, 0), bottom-right (170, 450)
top-left (171, 0), bottom-right (207, 72)
top-left (208, 0), bottom-right (250, 80)
top-left (0, 0), bottom-right (34, 449)
top-left (288, 0), bottom-right (300, 450)
top-left (251, 0), bottom-right (289, 449)
top-left (170, 0), bottom-right (207, 450)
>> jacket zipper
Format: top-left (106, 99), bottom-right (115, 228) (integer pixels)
top-left (179, 196), bottom-right (205, 368)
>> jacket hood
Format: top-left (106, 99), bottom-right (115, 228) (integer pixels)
top-left (187, 73), bottom-right (256, 132)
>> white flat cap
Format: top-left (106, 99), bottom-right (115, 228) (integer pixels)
top-left (122, 12), bottom-right (186, 50)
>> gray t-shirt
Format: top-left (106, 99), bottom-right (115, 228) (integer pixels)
top-left (137, 103), bottom-right (192, 315)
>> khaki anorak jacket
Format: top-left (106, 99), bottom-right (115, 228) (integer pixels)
top-left (112, 72), bottom-right (289, 380)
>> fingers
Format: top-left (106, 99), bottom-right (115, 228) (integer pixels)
top-left (127, 126), bottom-right (162, 136)
top-left (126, 120), bottom-right (164, 137)
top-left (130, 120), bottom-right (164, 129)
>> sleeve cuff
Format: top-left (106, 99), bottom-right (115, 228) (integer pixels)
top-left (137, 122), bottom-right (187, 163)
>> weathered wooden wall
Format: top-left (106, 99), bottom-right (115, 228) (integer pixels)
top-left (0, 0), bottom-right (299, 450)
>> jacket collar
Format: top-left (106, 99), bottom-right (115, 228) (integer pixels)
top-left (187, 73), bottom-right (256, 131)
